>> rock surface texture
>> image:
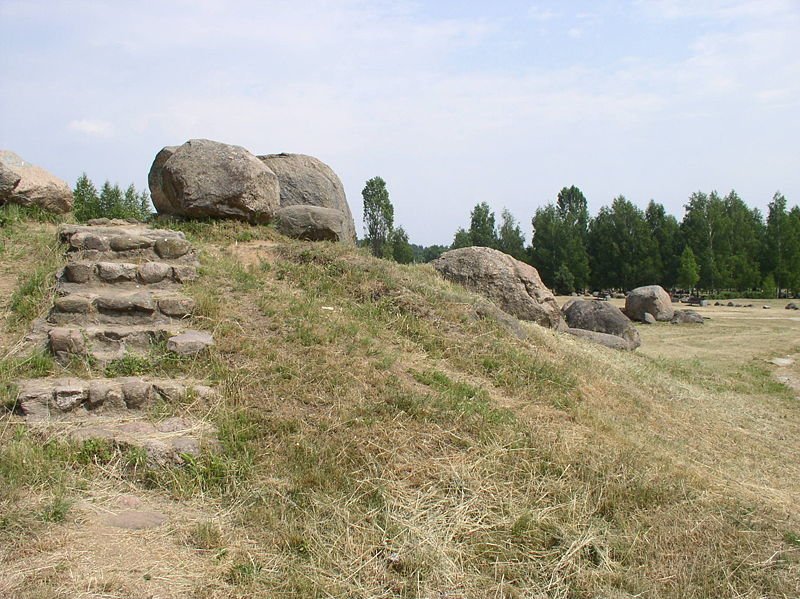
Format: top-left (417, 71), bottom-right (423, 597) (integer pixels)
top-left (259, 153), bottom-right (356, 242)
top-left (625, 285), bottom-right (674, 322)
top-left (276, 205), bottom-right (348, 242)
top-left (562, 299), bottom-right (640, 349)
top-left (148, 139), bottom-right (280, 223)
top-left (0, 150), bottom-right (73, 214)
top-left (432, 247), bottom-right (565, 330)
top-left (671, 309), bottom-right (704, 324)
top-left (16, 220), bottom-right (217, 464)
top-left (566, 328), bottom-right (635, 351)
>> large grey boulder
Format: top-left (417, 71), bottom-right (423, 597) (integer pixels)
top-left (562, 299), bottom-right (640, 349)
top-left (0, 150), bottom-right (73, 214)
top-left (148, 139), bottom-right (280, 223)
top-left (276, 205), bottom-right (347, 242)
top-left (625, 285), bottom-right (674, 322)
top-left (432, 247), bottom-right (565, 330)
top-left (566, 328), bottom-right (635, 351)
top-left (258, 153), bottom-right (356, 242)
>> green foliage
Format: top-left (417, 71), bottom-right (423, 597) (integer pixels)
top-left (496, 208), bottom-right (527, 261)
top-left (553, 264), bottom-right (575, 295)
top-left (72, 173), bottom-right (151, 222)
top-left (676, 246), bottom-right (700, 291)
top-left (588, 196), bottom-right (657, 290)
top-left (530, 186), bottom-right (590, 291)
top-left (362, 176), bottom-right (394, 258)
top-left (468, 201), bottom-right (498, 248)
top-left (389, 226), bottom-right (414, 264)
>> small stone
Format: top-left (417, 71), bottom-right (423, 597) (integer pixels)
top-left (642, 312), bottom-right (656, 325)
top-left (172, 265), bottom-right (198, 283)
top-left (53, 385), bottom-right (86, 412)
top-left (87, 381), bottom-right (114, 408)
top-left (786, 302), bottom-right (799, 310)
top-left (154, 237), bottom-right (191, 259)
top-left (167, 330), bottom-right (214, 355)
top-left (53, 295), bottom-right (91, 313)
top-left (96, 262), bottom-right (137, 282)
top-left (49, 327), bottom-right (85, 354)
top-left (122, 380), bottom-right (153, 408)
top-left (138, 262), bottom-right (173, 284)
top-left (63, 263), bottom-right (92, 283)
top-left (768, 357), bottom-right (795, 367)
top-left (158, 296), bottom-right (195, 318)
top-left (71, 232), bottom-right (110, 251)
top-left (109, 235), bottom-right (153, 251)
top-left (763, 305), bottom-right (771, 309)
top-left (95, 293), bottom-right (156, 313)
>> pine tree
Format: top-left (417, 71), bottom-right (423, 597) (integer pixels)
top-left (72, 173), bottom-right (100, 222)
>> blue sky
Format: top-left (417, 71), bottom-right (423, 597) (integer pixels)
top-left (1, 0), bottom-right (798, 245)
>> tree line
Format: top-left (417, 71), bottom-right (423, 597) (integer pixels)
top-left (362, 178), bottom-right (800, 296)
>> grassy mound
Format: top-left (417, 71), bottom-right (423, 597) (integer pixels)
top-left (1, 215), bottom-right (798, 598)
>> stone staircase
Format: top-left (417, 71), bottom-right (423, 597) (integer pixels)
top-left (14, 219), bottom-right (217, 464)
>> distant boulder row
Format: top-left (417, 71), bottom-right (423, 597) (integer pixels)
top-left (148, 140), bottom-right (355, 242)
top-left (0, 150), bottom-right (73, 214)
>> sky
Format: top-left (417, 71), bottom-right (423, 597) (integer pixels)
top-left (1, 0), bottom-right (799, 246)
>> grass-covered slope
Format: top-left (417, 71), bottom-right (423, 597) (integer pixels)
top-left (1, 215), bottom-right (798, 598)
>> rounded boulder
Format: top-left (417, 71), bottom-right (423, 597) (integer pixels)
top-left (432, 246), bottom-right (565, 330)
top-left (276, 205), bottom-right (347, 242)
top-left (148, 139), bottom-right (280, 224)
top-left (562, 299), bottom-right (640, 349)
top-left (258, 153), bottom-right (356, 242)
top-left (625, 285), bottom-right (674, 322)
top-left (0, 150), bottom-right (73, 214)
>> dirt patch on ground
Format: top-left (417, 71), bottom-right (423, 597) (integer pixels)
top-left (226, 240), bottom-right (280, 267)
top-left (0, 481), bottom-right (228, 599)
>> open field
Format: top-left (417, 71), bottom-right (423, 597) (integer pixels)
top-left (1, 215), bottom-right (799, 598)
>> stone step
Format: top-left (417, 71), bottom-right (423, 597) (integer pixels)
top-left (48, 323), bottom-right (185, 362)
top-left (48, 288), bottom-right (195, 326)
top-left (58, 222), bottom-right (197, 264)
top-left (68, 416), bottom-right (219, 466)
top-left (15, 377), bottom-right (218, 421)
top-left (59, 260), bottom-right (197, 287)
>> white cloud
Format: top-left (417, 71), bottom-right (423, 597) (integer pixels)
top-left (68, 119), bottom-right (114, 138)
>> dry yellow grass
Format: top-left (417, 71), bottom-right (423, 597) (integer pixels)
top-left (1, 216), bottom-right (798, 598)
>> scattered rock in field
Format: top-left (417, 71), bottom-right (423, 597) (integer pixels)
top-left (785, 302), bottom-right (798, 310)
top-left (561, 299), bottom-right (640, 349)
top-left (714, 301), bottom-right (721, 306)
top-left (768, 357), bottom-right (795, 367)
top-left (566, 328), bottom-right (634, 350)
top-left (167, 330), bottom-right (214, 355)
top-left (0, 149), bottom-right (73, 213)
top-left (432, 246), bottom-right (565, 330)
top-left (276, 205), bottom-right (348, 242)
top-left (762, 305), bottom-right (771, 309)
top-left (642, 312), bottom-right (656, 325)
top-left (727, 301), bottom-right (734, 307)
top-left (259, 153), bottom-right (356, 242)
top-left (625, 285), bottom-right (674, 322)
top-left (671, 309), bottom-right (704, 324)
top-left (148, 139), bottom-right (280, 223)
